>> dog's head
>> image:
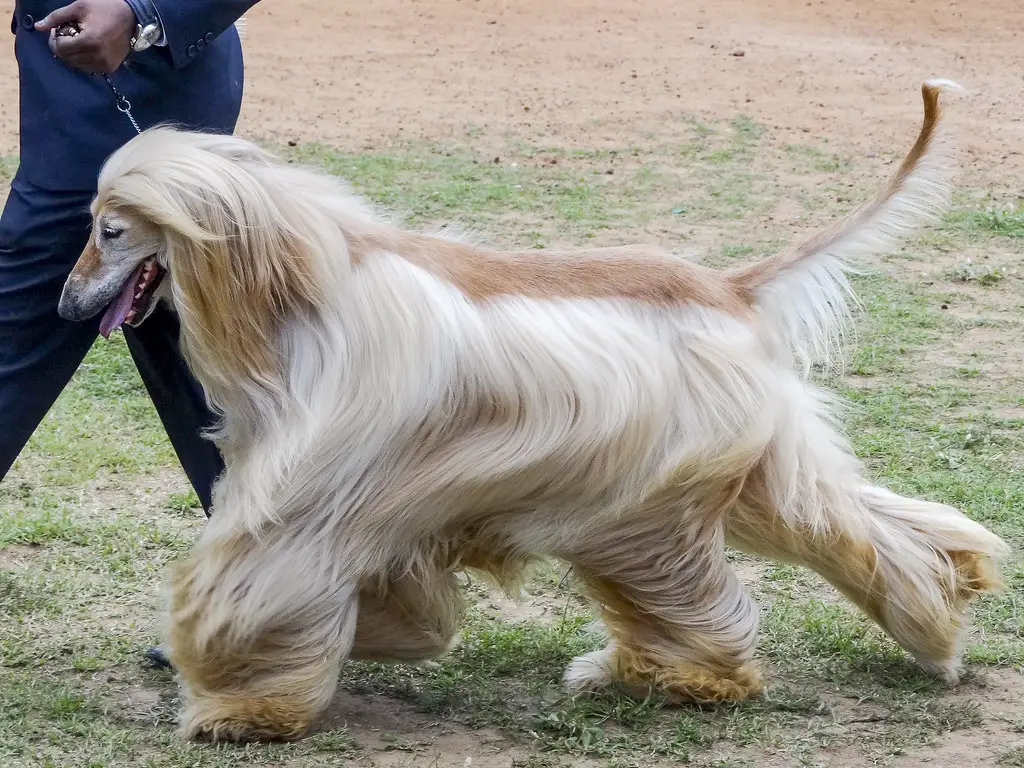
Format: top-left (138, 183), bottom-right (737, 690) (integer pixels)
top-left (59, 127), bottom-right (331, 392)
top-left (58, 197), bottom-right (172, 338)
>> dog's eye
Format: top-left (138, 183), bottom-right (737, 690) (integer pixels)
top-left (101, 226), bottom-right (124, 240)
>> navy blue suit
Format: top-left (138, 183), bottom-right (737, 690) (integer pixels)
top-left (2, 0), bottom-right (258, 511)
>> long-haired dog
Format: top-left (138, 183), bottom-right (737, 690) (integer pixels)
top-left (59, 80), bottom-right (1008, 742)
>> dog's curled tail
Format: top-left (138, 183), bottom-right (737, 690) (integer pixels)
top-left (728, 79), bottom-right (962, 371)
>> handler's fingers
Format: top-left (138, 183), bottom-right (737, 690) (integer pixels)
top-left (51, 30), bottom-right (95, 58)
top-left (35, 1), bottom-right (86, 32)
top-left (49, 33), bottom-right (100, 71)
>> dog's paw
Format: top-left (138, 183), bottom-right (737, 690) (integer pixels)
top-left (563, 647), bottom-right (616, 694)
top-left (913, 655), bottom-right (961, 686)
top-left (178, 695), bottom-right (313, 743)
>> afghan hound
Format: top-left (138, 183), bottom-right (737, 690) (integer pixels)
top-left (58, 80), bottom-right (1008, 743)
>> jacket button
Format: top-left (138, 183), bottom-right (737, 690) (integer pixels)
top-left (187, 44), bottom-right (197, 57)
top-left (22, 13), bottom-right (34, 29)
top-left (196, 38), bottom-right (206, 50)
top-left (204, 32), bottom-right (214, 43)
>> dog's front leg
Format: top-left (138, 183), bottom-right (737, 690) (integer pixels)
top-left (350, 565), bottom-right (465, 663)
top-left (166, 521), bottom-right (359, 743)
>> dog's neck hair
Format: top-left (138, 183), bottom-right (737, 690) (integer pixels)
top-left (170, 169), bottom-right (387, 459)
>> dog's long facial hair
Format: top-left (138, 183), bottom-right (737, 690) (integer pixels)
top-left (60, 81), bottom-right (1009, 742)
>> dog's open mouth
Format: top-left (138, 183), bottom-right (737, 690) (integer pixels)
top-left (99, 257), bottom-right (165, 339)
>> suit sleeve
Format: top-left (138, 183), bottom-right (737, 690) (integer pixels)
top-left (150, 0), bottom-right (261, 69)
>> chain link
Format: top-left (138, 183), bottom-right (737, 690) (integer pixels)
top-left (53, 23), bottom-right (143, 136)
top-left (103, 75), bottom-right (143, 136)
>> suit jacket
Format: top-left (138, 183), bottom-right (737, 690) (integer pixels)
top-left (11, 0), bottom-right (259, 191)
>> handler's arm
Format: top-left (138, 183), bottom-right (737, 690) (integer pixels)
top-left (149, 0), bottom-right (260, 69)
top-left (35, 0), bottom-right (259, 74)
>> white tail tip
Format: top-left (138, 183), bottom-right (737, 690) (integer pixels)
top-left (924, 78), bottom-right (965, 94)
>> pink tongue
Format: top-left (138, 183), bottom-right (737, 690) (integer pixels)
top-left (99, 263), bottom-right (145, 339)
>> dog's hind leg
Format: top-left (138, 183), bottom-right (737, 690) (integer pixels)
top-left (854, 486), bottom-right (1007, 680)
top-left (167, 523), bottom-right (359, 743)
top-left (727, 388), bottom-right (1009, 683)
top-left (730, 480), bottom-right (1007, 683)
top-left (350, 567), bottom-right (464, 663)
top-left (564, 506), bottom-right (762, 703)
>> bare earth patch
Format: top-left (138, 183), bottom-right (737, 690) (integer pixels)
top-left (885, 672), bottom-right (1024, 767)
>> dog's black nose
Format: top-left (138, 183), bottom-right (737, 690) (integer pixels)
top-left (57, 293), bottom-right (82, 322)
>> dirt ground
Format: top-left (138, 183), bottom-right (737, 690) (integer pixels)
top-left (4, 0), bottom-right (1023, 179)
top-left (2, 2), bottom-right (1022, 766)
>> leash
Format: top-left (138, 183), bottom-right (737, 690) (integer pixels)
top-left (54, 22), bottom-right (143, 136)
top-left (102, 74), bottom-right (142, 135)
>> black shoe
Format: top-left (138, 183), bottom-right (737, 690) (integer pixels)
top-left (144, 645), bottom-right (174, 670)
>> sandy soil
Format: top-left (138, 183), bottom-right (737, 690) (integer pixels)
top-left (2, 0), bottom-right (1024, 180)
top-left (290, 2), bottom-right (1022, 171)
top-left (239, 0), bottom-right (1024, 183)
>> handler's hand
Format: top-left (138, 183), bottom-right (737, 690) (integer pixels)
top-left (36, 0), bottom-right (136, 75)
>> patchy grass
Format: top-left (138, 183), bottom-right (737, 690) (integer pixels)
top-left (783, 143), bottom-right (852, 174)
top-left (2, 117), bottom-right (1023, 768)
top-left (945, 261), bottom-right (1008, 285)
top-left (0, 154), bottom-right (17, 189)
top-left (288, 142), bottom-right (618, 246)
top-left (945, 204), bottom-right (1024, 241)
top-left (1000, 746), bottom-right (1024, 767)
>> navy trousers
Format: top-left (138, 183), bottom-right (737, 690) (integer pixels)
top-left (0, 177), bottom-right (223, 512)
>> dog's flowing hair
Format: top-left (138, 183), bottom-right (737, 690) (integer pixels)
top-left (76, 81), bottom-right (1008, 741)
